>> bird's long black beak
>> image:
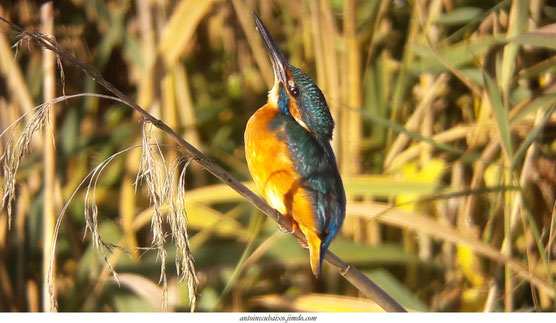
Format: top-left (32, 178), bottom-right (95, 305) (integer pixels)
top-left (252, 11), bottom-right (288, 85)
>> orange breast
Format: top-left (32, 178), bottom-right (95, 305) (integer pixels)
top-left (244, 104), bottom-right (317, 235)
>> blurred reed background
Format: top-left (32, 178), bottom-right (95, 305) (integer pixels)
top-left (0, 0), bottom-right (555, 312)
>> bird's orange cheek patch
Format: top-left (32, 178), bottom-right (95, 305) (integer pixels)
top-left (288, 99), bottom-right (310, 132)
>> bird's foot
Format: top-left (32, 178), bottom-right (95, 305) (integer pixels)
top-left (277, 215), bottom-right (298, 234)
top-left (296, 238), bottom-right (309, 249)
top-left (277, 223), bottom-right (290, 233)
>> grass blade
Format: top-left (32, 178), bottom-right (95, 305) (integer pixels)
top-left (483, 73), bottom-right (513, 162)
top-left (511, 105), bottom-right (555, 170)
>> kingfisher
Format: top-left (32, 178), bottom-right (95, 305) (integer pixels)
top-left (245, 12), bottom-right (346, 277)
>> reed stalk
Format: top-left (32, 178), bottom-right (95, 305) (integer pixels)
top-left (40, 2), bottom-right (56, 312)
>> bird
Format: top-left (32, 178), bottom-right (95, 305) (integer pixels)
top-left (244, 12), bottom-right (346, 277)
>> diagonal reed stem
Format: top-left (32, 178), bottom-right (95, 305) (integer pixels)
top-left (0, 16), bottom-right (407, 313)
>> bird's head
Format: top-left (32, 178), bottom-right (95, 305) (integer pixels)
top-left (253, 12), bottom-right (334, 140)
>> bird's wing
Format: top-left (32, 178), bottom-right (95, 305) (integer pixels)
top-left (284, 123), bottom-right (346, 238)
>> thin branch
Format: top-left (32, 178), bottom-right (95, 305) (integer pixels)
top-left (0, 16), bottom-right (407, 313)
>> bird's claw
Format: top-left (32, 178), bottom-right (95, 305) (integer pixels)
top-left (296, 238), bottom-right (309, 249)
top-left (277, 223), bottom-right (291, 233)
top-left (277, 216), bottom-right (298, 234)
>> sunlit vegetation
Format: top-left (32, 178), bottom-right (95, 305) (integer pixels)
top-left (0, 0), bottom-right (555, 312)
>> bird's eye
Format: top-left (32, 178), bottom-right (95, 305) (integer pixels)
top-left (289, 86), bottom-right (300, 97)
top-left (287, 80), bottom-right (300, 97)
